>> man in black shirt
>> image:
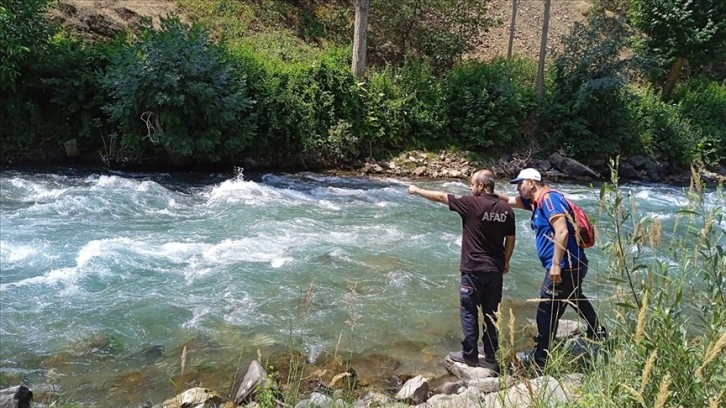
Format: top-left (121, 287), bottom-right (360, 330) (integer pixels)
top-left (408, 169), bottom-right (516, 371)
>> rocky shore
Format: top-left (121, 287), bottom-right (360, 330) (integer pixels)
top-left (348, 150), bottom-right (726, 187)
top-left (1, 321), bottom-right (600, 408)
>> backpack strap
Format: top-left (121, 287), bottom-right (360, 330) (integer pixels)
top-left (533, 188), bottom-right (574, 225)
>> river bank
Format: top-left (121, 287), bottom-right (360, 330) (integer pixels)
top-left (1, 164), bottom-right (723, 407)
top-left (6, 145), bottom-right (726, 187)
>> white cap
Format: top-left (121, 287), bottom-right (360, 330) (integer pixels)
top-left (509, 168), bottom-right (542, 184)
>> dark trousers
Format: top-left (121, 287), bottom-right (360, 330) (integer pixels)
top-left (460, 271), bottom-right (503, 361)
top-left (533, 265), bottom-right (600, 360)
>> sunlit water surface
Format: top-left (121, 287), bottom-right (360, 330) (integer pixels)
top-left (1, 168), bottom-right (722, 406)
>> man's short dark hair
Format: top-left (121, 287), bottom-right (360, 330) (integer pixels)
top-left (474, 169), bottom-right (495, 193)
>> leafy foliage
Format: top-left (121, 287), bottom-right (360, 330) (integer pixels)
top-left (539, 15), bottom-right (638, 159)
top-left (368, 0), bottom-right (495, 71)
top-left (361, 62), bottom-right (446, 154)
top-left (670, 78), bottom-right (726, 165)
top-left (443, 58), bottom-right (536, 152)
top-left (0, 0), bottom-right (51, 88)
top-left (629, 0), bottom-right (726, 63)
top-left (102, 17), bottom-right (256, 163)
top-left (631, 86), bottom-right (701, 167)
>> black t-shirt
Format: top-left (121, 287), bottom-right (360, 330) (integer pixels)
top-left (448, 193), bottom-right (516, 273)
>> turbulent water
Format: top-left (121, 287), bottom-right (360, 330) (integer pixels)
top-left (0, 167), bottom-right (723, 406)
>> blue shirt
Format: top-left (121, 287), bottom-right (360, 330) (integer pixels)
top-left (521, 191), bottom-right (587, 270)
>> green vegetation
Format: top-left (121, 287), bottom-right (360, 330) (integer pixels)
top-left (568, 162), bottom-right (725, 407)
top-left (0, 0), bottom-right (724, 170)
top-left (103, 17), bottom-right (256, 163)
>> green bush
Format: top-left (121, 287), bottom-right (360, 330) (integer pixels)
top-left (0, 0), bottom-right (52, 88)
top-left (632, 86), bottom-right (701, 167)
top-left (442, 58), bottom-right (536, 153)
top-left (235, 45), bottom-right (365, 167)
top-left (671, 78), bottom-right (726, 166)
top-left (0, 32), bottom-right (114, 160)
top-left (102, 17), bottom-right (256, 164)
top-left (539, 17), bottom-right (639, 159)
top-left (361, 62), bottom-right (446, 154)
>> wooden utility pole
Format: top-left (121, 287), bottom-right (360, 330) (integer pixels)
top-left (352, 0), bottom-right (369, 79)
top-left (536, 0), bottom-right (551, 99)
top-left (507, 0), bottom-right (518, 61)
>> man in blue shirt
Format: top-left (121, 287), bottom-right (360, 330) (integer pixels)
top-left (499, 168), bottom-right (604, 367)
top-left (408, 169), bottom-right (515, 372)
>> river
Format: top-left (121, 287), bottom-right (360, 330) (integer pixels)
top-left (0, 167), bottom-right (723, 406)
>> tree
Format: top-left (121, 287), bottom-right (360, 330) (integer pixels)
top-left (629, 0), bottom-right (726, 96)
top-left (103, 18), bottom-right (256, 164)
top-left (367, 0), bottom-right (493, 71)
top-left (536, 0), bottom-right (551, 99)
top-left (352, 0), bottom-right (369, 78)
top-left (0, 0), bottom-right (52, 89)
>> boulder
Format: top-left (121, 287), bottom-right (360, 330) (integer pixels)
top-left (353, 392), bottom-right (394, 408)
top-left (443, 356), bottom-right (498, 388)
top-left (0, 386), bottom-right (33, 408)
top-left (549, 152), bottom-right (600, 179)
top-left (480, 375), bottom-right (572, 407)
top-left (161, 387), bottom-right (221, 408)
top-left (414, 386), bottom-right (483, 408)
top-left (628, 155), bottom-right (648, 168)
top-left (234, 360), bottom-right (270, 405)
top-left (395, 375), bottom-right (429, 404)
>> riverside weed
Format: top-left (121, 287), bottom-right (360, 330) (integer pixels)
top-left (574, 158), bottom-right (726, 407)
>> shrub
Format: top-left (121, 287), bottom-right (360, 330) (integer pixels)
top-left (361, 61), bottom-right (446, 155)
top-left (102, 17), bottom-right (255, 164)
top-left (539, 16), bottom-right (639, 160)
top-left (442, 58), bottom-right (536, 153)
top-left (585, 163), bottom-right (726, 407)
top-left (671, 78), bottom-right (726, 166)
top-left (0, 0), bottom-right (52, 88)
top-left (632, 86), bottom-right (701, 167)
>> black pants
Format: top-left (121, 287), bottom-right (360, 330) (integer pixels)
top-left (533, 265), bottom-right (600, 360)
top-left (460, 271), bottom-right (503, 361)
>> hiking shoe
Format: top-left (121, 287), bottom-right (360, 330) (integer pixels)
top-left (477, 346), bottom-right (496, 359)
top-left (515, 350), bottom-right (546, 368)
top-left (480, 357), bottom-right (500, 374)
top-left (448, 351), bottom-right (479, 367)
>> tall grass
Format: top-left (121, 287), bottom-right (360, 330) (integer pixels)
top-left (570, 159), bottom-right (726, 407)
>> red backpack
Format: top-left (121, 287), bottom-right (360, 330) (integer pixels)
top-left (535, 189), bottom-right (596, 249)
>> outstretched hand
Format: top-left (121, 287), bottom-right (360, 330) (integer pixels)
top-left (408, 185), bottom-right (419, 195)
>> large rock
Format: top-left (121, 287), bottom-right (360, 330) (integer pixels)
top-left (549, 152), bottom-right (600, 179)
top-left (443, 356), bottom-right (500, 392)
top-left (395, 375), bottom-right (429, 404)
top-left (161, 387), bottom-right (222, 408)
top-left (353, 392), bottom-right (395, 408)
top-left (480, 375), bottom-right (573, 407)
top-left (234, 360), bottom-right (270, 405)
top-left (0, 386), bottom-right (33, 408)
top-left (414, 386), bottom-right (483, 408)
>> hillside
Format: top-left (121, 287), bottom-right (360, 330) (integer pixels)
top-left (51, 0), bottom-right (592, 62)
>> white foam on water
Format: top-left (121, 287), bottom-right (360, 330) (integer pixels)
top-left (384, 270), bottom-right (414, 289)
top-left (0, 241), bottom-right (37, 264)
top-left (181, 305), bottom-right (212, 330)
top-left (318, 200), bottom-right (341, 211)
top-left (7, 177), bottom-right (69, 202)
top-left (632, 188), bottom-right (689, 207)
top-left (441, 181), bottom-right (467, 189)
top-left (0, 266), bottom-right (81, 291)
top-left (199, 238), bottom-right (295, 268)
top-left (221, 290), bottom-right (258, 325)
top-left (76, 237), bottom-right (158, 267)
top-left (203, 177), bottom-right (290, 207)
